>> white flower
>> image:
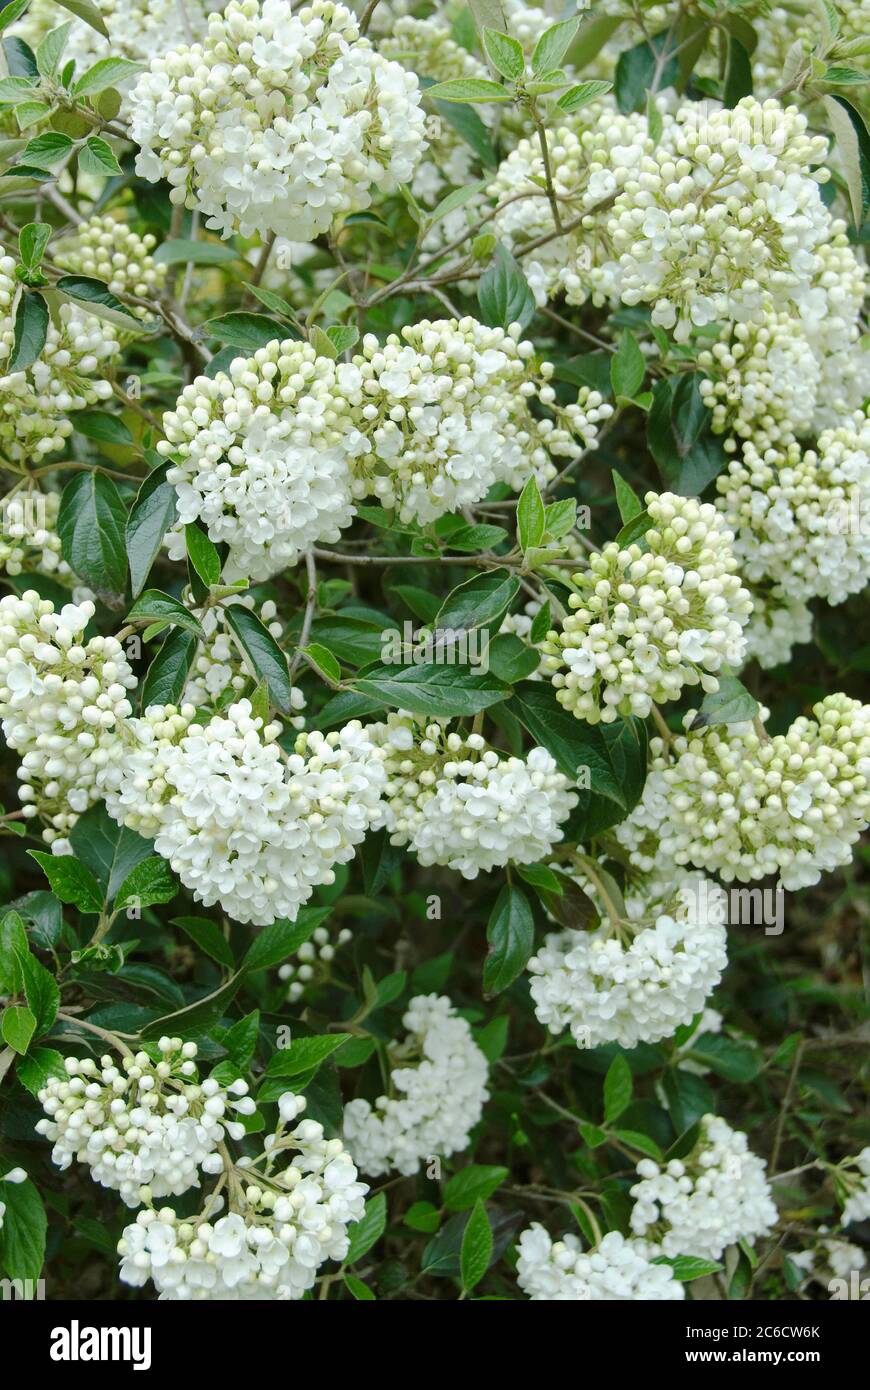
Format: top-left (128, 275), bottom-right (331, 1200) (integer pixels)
top-left (101, 700), bottom-right (385, 925)
top-left (742, 585), bottom-right (813, 670)
top-left (840, 1147), bottom-right (870, 1226)
top-left (370, 712), bottom-right (577, 878)
top-left (542, 492), bottom-right (752, 723)
top-left (129, 0), bottom-right (427, 241)
top-left (35, 1040), bottom-right (247, 1207)
top-left (343, 994), bottom-right (489, 1176)
top-left (54, 215), bottom-right (167, 308)
top-left (0, 592), bottom-right (137, 846)
top-left (630, 1115), bottom-right (777, 1260)
top-left (716, 409), bottom-right (870, 606)
top-left (528, 872), bottom-right (728, 1049)
top-left (0, 256), bottom-right (119, 462)
top-left (118, 1092), bottom-right (368, 1298)
top-left (516, 1224), bottom-right (684, 1300)
top-left (616, 695), bottom-right (870, 888)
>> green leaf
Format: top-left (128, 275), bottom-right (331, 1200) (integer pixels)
top-left (689, 671), bottom-right (759, 730)
top-left (436, 567), bottom-right (520, 634)
top-left (404, 1200), bottom-right (441, 1234)
top-left (301, 642), bottom-right (341, 684)
top-left (425, 77), bottom-right (513, 103)
top-left (223, 602), bottom-right (294, 715)
top-left (684, 1032), bottom-right (761, 1082)
top-left (0, 1177), bottom-right (46, 1284)
top-left (509, 680), bottom-right (622, 795)
top-left (114, 856), bottom-right (177, 911)
top-left (616, 33), bottom-right (677, 113)
top-left (532, 17), bottom-right (580, 74)
top-left (723, 36), bottom-right (753, 106)
top-left (426, 180), bottom-right (488, 229)
top-left (345, 1191), bottom-right (387, 1264)
top-left (153, 239), bottom-right (240, 266)
top-left (603, 1054), bottom-right (633, 1122)
top-left (668, 1255), bottom-right (725, 1281)
top-left (126, 589), bottom-right (204, 637)
top-left (517, 475), bottom-right (545, 552)
top-left (612, 469), bottom-right (643, 524)
top-left (54, 273), bottom-right (142, 325)
top-left (444, 1165), bottom-right (509, 1211)
top-left (140, 627), bottom-right (198, 709)
top-left (21, 131), bottom-right (73, 166)
top-left (67, 805), bottom-right (154, 900)
top-left (0, 0), bottom-right (35, 35)
top-left (344, 1274), bottom-right (376, 1299)
top-left (2, 1004), bottom-right (36, 1054)
top-left (351, 662), bottom-right (509, 718)
top-left (647, 373), bottom-right (726, 495)
top-left (484, 883), bottom-right (534, 995)
top-left (241, 907), bottom-right (330, 974)
top-left (78, 135), bottom-right (122, 176)
top-left (325, 324), bottom-right (359, 354)
top-left (478, 243), bottom-right (535, 331)
top-left (16, 1045), bottom-right (66, 1097)
top-left (460, 1200), bottom-right (493, 1291)
top-left (482, 27), bottom-right (524, 81)
top-left (613, 1129), bottom-right (663, 1160)
top-left (8, 290), bottom-right (47, 372)
top-left (201, 311), bottom-right (283, 351)
top-left (610, 330), bottom-right (645, 399)
top-left (3, 36), bottom-right (38, 78)
top-left (171, 916), bottom-right (234, 969)
top-left (264, 1034), bottom-right (351, 1078)
top-left (433, 96), bottom-right (497, 168)
top-left (139, 973), bottom-right (245, 1039)
top-left (824, 95), bottom-right (870, 227)
top-left (18, 221), bottom-right (51, 270)
top-left (54, 0), bottom-right (109, 37)
top-left (73, 56), bottom-right (142, 95)
top-left (27, 852), bottom-right (103, 913)
top-left (73, 411), bottom-right (133, 445)
top-left (614, 509), bottom-right (655, 548)
top-left (36, 22), bottom-right (72, 77)
top-left (0, 77), bottom-right (39, 106)
top-left (486, 633), bottom-right (540, 683)
top-left (126, 462), bottom-right (177, 599)
top-left (0, 912), bottom-right (29, 993)
top-left (556, 78), bottom-right (613, 112)
top-left (57, 469), bottom-right (128, 598)
top-left (824, 66), bottom-right (870, 85)
top-left (20, 951), bottom-right (59, 1036)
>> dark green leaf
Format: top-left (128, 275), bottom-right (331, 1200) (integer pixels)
top-left (484, 884), bottom-right (534, 995)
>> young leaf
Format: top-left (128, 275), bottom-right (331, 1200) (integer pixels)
top-left (612, 469), bottom-right (644, 523)
top-left (139, 628), bottom-right (198, 709)
top-left (482, 27), bottom-right (525, 82)
top-left (345, 1191), bottom-right (387, 1264)
top-left (610, 330), bottom-right (645, 399)
top-left (2, 1003), bottom-right (37, 1054)
top-left (532, 17), bottom-right (580, 74)
top-left (517, 475), bottom-right (545, 552)
top-left (478, 243), bottom-right (536, 331)
top-left (603, 1054), bottom-right (633, 1122)
top-left (689, 671), bottom-right (759, 729)
top-left (78, 135), bottom-right (122, 176)
top-left (425, 77), bottom-right (513, 103)
top-left (557, 79), bottom-right (613, 113)
top-left (114, 857), bottom-right (177, 911)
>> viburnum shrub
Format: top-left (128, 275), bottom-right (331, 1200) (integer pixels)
top-left (0, 0), bottom-right (869, 1307)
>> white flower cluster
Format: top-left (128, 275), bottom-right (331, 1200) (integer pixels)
top-left (527, 872), bottom-right (728, 1049)
top-left (370, 712), bottom-right (577, 879)
top-left (55, 215), bottom-right (167, 309)
top-left (181, 595), bottom-right (304, 724)
top-left (589, 98), bottom-right (831, 341)
top-left (342, 994), bottom-right (489, 1177)
top-left (0, 491), bottom-right (70, 581)
top-left (380, 16), bottom-right (489, 203)
top-left (102, 699), bottom-right (385, 925)
top-left (716, 411), bottom-right (870, 606)
top-left (792, 1231), bottom-right (867, 1293)
top-left (0, 592), bottom-right (136, 848)
top-left (516, 1224), bottom-right (684, 1301)
top-left (35, 1040), bottom-right (251, 1207)
top-left (129, 0), bottom-right (427, 241)
top-left (840, 1148), bottom-right (870, 1226)
top-left (487, 106), bottom-right (654, 308)
top-left (541, 492), bottom-right (752, 724)
top-left (0, 255), bottom-right (119, 462)
top-left (347, 318), bottom-right (610, 524)
top-left (159, 340), bottom-right (361, 581)
top-left (698, 231), bottom-right (869, 450)
top-left (278, 923), bottom-right (352, 1002)
top-left (630, 1115), bottom-right (778, 1260)
top-left (119, 1091), bottom-right (368, 1299)
top-left (617, 695), bottom-right (870, 889)
top-left (742, 585), bottom-right (813, 671)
